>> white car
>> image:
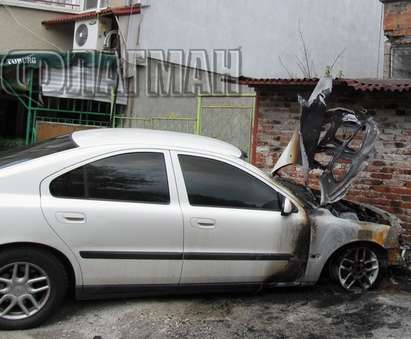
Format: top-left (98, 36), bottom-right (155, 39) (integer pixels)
top-left (0, 128), bottom-right (406, 330)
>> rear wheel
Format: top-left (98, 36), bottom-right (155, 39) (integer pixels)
top-left (0, 248), bottom-right (68, 330)
top-left (332, 246), bottom-right (382, 293)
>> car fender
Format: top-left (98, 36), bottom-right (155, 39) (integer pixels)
top-left (302, 208), bottom-right (390, 284)
top-left (0, 193), bottom-right (83, 286)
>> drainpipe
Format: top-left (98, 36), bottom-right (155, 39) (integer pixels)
top-left (25, 69), bottom-right (34, 145)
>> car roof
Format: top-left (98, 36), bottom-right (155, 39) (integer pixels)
top-left (71, 128), bottom-right (243, 158)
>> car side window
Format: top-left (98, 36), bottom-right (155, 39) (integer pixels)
top-left (50, 152), bottom-right (170, 204)
top-left (178, 155), bottom-right (280, 211)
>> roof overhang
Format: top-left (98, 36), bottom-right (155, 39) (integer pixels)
top-left (0, 51), bottom-right (117, 70)
top-left (42, 4), bottom-right (141, 27)
top-left (236, 77), bottom-right (411, 94)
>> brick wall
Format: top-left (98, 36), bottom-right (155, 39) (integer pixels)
top-left (253, 87), bottom-right (411, 234)
top-left (384, 0), bottom-right (411, 38)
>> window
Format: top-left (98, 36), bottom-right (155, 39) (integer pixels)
top-left (392, 45), bottom-right (411, 79)
top-left (50, 152), bottom-right (170, 204)
top-left (179, 155), bottom-right (280, 211)
top-left (0, 135), bottom-right (77, 170)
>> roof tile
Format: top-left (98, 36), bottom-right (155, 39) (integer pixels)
top-left (238, 77), bottom-right (411, 93)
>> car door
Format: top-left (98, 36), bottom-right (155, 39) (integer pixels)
top-left (40, 149), bottom-right (183, 287)
top-left (171, 151), bottom-right (310, 285)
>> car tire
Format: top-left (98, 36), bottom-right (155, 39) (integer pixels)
top-left (332, 245), bottom-right (384, 293)
top-left (0, 247), bottom-right (68, 330)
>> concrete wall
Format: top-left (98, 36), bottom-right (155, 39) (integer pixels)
top-left (120, 59), bottom-right (255, 154)
top-left (124, 59), bottom-right (251, 116)
top-left (252, 86), bottom-right (411, 234)
top-left (138, 0), bottom-right (385, 78)
top-left (0, 6), bottom-right (73, 52)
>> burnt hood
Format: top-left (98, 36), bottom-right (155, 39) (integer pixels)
top-left (272, 77), bottom-right (379, 206)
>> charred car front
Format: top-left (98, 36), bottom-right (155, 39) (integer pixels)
top-left (272, 77), bottom-right (409, 292)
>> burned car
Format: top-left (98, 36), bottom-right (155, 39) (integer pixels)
top-left (0, 80), bottom-right (407, 329)
top-left (273, 77), bottom-right (409, 291)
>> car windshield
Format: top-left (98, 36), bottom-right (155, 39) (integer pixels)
top-left (0, 134), bottom-right (78, 170)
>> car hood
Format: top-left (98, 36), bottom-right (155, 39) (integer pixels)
top-left (275, 177), bottom-right (401, 228)
top-left (272, 77), bottom-right (379, 206)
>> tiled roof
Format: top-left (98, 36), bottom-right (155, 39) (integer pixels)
top-left (343, 79), bottom-right (411, 93)
top-left (42, 5), bottom-right (140, 26)
top-left (238, 77), bottom-right (411, 93)
top-left (238, 77), bottom-right (320, 86)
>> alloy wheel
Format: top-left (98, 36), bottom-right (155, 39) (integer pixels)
top-left (0, 262), bottom-right (51, 320)
top-left (337, 247), bottom-right (380, 292)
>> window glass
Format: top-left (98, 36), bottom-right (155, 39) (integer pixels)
top-left (50, 166), bottom-right (85, 199)
top-left (50, 152), bottom-right (170, 204)
top-left (179, 155), bottom-right (280, 211)
top-left (0, 135), bottom-right (77, 170)
top-left (392, 45), bottom-right (411, 79)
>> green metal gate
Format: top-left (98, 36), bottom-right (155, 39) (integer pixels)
top-left (114, 93), bottom-right (256, 159)
top-left (196, 93), bottom-right (256, 158)
top-left (2, 69), bottom-right (116, 144)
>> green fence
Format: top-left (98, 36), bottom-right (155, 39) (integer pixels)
top-left (2, 69), bottom-right (117, 145)
top-left (196, 93), bottom-right (256, 157)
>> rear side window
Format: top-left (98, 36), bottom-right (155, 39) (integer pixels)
top-left (179, 155), bottom-right (280, 211)
top-left (50, 152), bottom-right (170, 204)
top-left (0, 135), bottom-right (77, 170)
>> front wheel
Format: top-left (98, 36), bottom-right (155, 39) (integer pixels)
top-left (0, 248), bottom-right (68, 330)
top-left (332, 246), bottom-right (383, 293)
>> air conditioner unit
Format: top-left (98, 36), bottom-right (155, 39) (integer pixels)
top-left (73, 17), bottom-right (112, 50)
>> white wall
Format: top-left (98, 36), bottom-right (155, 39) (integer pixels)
top-left (136, 0), bottom-right (384, 79)
top-left (0, 7), bottom-right (74, 52)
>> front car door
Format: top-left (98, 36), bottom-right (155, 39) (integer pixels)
top-left (40, 149), bottom-right (183, 289)
top-left (171, 151), bottom-right (310, 285)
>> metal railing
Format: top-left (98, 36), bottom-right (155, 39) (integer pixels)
top-left (13, 0), bottom-right (81, 10)
top-left (6, 0), bottom-right (115, 11)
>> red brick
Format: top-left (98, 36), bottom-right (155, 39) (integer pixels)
top-left (384, 1), bottom-right (411, 37)
top-left (401, 202), bottom-right (411, 209)
top-left (389, 187), bottom-right (411, 195)
top-left (372, 160), bottom-right (386, 166)
top-left (370, 173), bottom-right (393, 180)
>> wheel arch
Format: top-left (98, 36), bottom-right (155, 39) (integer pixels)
top-left (321, 240), bottom-right (388, 279)
top-left (0, 242), bottom-right (77, 297)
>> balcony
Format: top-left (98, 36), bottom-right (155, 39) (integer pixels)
top-left (2, 0), bottom-right (118, 13)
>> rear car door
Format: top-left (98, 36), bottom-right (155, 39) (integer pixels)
top-left (40, 149), bottom-right (183, 287)
top-left (171, 151), bottom-right (310, 285)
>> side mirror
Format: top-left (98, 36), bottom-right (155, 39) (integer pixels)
top-left (281, 197), bottom-right (293, 216)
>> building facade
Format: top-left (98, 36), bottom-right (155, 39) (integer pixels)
top-left (137, 0), bottom-right (385, 79)
top-left (0, 0), bottom-right (390, 153)
top-left (382, 0), bottom-right (411, 79)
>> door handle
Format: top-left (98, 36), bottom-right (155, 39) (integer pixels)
top-left (56, 212), bottom-right (86, 224)
top-left (190, 218), bottom-right (216, 229)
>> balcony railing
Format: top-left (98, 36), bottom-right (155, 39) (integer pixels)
top-left (6, 0), bottom-right (113, 12)
top-left (15, 0), bottom-right (79, 9)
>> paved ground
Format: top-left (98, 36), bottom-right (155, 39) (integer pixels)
top-left (2, 272), bottom-right (411, 339)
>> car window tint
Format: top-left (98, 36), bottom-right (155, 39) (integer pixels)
top-left (50, 152), bottom-right (170, 204)
top-left (50, 166), bottom-right (85, 199)
top-left (179, 155), bottom-right (280, 211)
